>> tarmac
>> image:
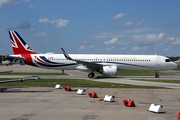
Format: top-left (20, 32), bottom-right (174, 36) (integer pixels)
top-left (0, 64), bottom-right (180, 120)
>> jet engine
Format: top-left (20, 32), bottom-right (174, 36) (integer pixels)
top-left (99, 66), bottom-right (117, 76)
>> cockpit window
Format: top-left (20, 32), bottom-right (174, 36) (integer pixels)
top-left (165, 59), bottom-right (171, 62)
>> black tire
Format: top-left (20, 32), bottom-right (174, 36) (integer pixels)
top-left (88, 73), bottom-right (94, 78)
top-left (155, 75), bottom-right (159, 78)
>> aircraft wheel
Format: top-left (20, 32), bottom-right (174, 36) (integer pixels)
top-left (155, 75), bottom-right (159, 78)
top-left (155, 71), bottom-right (159, 78)
top-left (88, 73), bottom-right (95, 78)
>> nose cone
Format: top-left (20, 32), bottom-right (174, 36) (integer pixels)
top-left (172, 62), bottom-right (178, 70)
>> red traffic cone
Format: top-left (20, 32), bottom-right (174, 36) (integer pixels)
top-left (88, 92), bottom-right (98, 98)
top-left (67, 87), bottom-right (72, 91)
top-left (123, 99), bottom-right (135, 107)
top-left (92, 92), bottom-right (98, 98)
top-left (177, 111), bottom-right (180, 119)
top-left (127, 100), bottom-right (135, 107)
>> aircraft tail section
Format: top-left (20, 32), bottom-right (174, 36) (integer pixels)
top-left (9, 31), bottom-right (37, 55)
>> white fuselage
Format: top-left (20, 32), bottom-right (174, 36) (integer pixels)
top-left (24, 53), bottom-right (177, 71)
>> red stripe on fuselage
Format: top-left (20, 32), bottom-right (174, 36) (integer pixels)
top-left (35, 56), bottom-right (48, 64)
top-left (21, 54), bottom-right (36, 67)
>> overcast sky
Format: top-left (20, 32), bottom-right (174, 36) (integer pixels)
top-left (0, 0), bottom-right (180, 56)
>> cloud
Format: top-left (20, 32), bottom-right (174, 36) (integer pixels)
top-left (6, 21), bottom-right (31, 30)
top-left (106, 46), bottom-right (115, 51)
top-left (33, 32), bottom-right (48, 37)
top-left (28, 5), bottom-right (34, 8)
top-left (119, 48), bottom-right (126, 50)
top-left (0, 0), bottom-right (23, 8)
top-left (78, 45), bottom-right (86, 50)
top-left (0, 0), bottom-right (9, 7)
top-left (158, 24), bottom-right (175, 28)
top-left (132, 33), bottom-right (166, 43)
top-left (104, 38), bottom-right (118, 45)
top-left (164, 45), bottom-right (171, 51)
top-left (167, 37), bottom-right (175, 41)
top-left (39, 18), bottom-right (50, 23)
top-left (143, 46), bottom-right (151, 50)
top-left (124, 21), bottom-right (133, 27)
top-left (54, 19), bottom-right (69, 28)
top-left (153, 43), bottom-right (163, 51)
top-left (39, 18), bottom-right (69, 28)
top-left (171, 38), bottom-right (180, 45)
top-left (24, 0), bottom-right (30, 2)
top-left (115, 18), bottom-right (146, 28)
top-left (118, 41), bottom-right (130, 45)
top-left (158, 33), bottom-right (166, 39)
top-left (131, 33), bottom-right (180, 51)
top-left (92, 32), bottom-right (126, 39)
top-left (121, 28), bottom-right (162, 33)
top-left (17, 21), bottom-right (31, 29)
top-left (89, 46), bottom-right (95, 48)
top-left (132, 46), bottom-right (140, 51)
top-left (134, 18), bottom-right (145, 27)
top-left (98, 26), bottom-right (103, 29)
top-left (113, 13), bottom-right (127, 19)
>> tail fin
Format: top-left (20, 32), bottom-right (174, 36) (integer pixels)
top-left (9, 31), bottom-right (37, 55)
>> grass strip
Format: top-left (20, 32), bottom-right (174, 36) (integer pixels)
top-left (0, 72), bottom-right (68, 75)
top-left (174, 65), bottom-right (180, 71)
top-left (116, 71), bottom-right (172, 76)
top-left (0, 71), bottom-right (173, 76)
top-left (82, 70), bottom-right (173, 76)
top-left (0, 78), bottom-right (166, 89)
top-left (133, 79), bottom-right (180, 84)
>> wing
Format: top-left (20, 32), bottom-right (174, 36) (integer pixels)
top-left (61, 48), bottom-right (103, 71)
top-left (0, 77), bottom-right (39, 84)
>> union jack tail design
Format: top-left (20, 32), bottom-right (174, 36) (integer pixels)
top-left (9, 31), bottom-right (37, 55)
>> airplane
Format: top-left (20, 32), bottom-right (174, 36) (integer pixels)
top-left (6, 31), bottom-right (177, 78)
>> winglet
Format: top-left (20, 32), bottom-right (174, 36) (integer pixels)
top-left (61, 48), bottom-right (73, 60)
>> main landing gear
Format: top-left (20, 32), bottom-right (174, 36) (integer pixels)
top-left (88, 72), bottom-right (95, 78)
top-left (155, 71), bottom-right (159, 78)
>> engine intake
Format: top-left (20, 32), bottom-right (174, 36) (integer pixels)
top-left (100, 66), bottom-right (117, 76)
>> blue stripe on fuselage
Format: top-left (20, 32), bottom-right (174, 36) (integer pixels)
top-left (39, 56), bottom-right (63, 65)
top-left (36, 61), bottom-right (77, 67)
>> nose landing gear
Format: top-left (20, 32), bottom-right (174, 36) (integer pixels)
top-left (155, 71), bottom-right (159, 78)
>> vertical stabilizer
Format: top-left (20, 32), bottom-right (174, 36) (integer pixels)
top-left (9, 31), bottom-right (37, 55)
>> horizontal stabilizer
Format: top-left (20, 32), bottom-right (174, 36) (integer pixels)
top-left (6, 55), bottom-right (25, 63)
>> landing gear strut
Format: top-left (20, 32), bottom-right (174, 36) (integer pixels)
top-left (155, 71), bottom-right (159, 78)
top-left (88, 72), bottom-right (95, 78)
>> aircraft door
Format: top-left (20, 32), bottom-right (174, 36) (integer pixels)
top-left (156, 56), bottom-right (161, 65)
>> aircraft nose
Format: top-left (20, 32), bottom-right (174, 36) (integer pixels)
top-left (172, 62), bottom-right (178, 69)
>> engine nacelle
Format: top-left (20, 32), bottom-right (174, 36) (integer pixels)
top-left (100, 66), bottom-right (117, 76)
